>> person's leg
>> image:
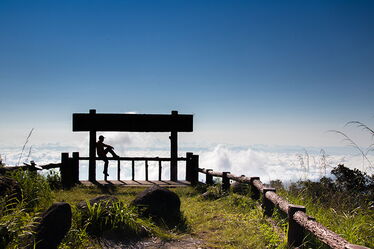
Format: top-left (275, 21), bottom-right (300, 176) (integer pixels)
top-left (103, 157), bottom-right (109, 176)
top-left (104, 147), bottom-right (119, 158)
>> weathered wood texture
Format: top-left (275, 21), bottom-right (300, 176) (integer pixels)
top-left (293, 211), bottom-right (351, 249)
top-left (265, 190), bottom-right (290, 214)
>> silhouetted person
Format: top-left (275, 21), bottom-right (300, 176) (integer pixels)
top-left (96, 135), bottom-right (119, 177)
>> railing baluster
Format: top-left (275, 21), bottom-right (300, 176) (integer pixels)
top-left (117, 159), bottom-right (120, 181)
top-left (132, 160), bottom-right (135, 181)
top-left (222, 172), bottom-right (230, 191)
top-left (206, 169), bottom-right (213, 185)
top-left (145, 160), bottom-right (149, 181)
top-left (158, 160), bottom-right (162, 181)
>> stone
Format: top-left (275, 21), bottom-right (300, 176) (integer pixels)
top-left (131, 185), bottom-right (181, 227)
top-left (34, 202), bottom-right (72, 249)
top-left (0, 176), bottom-right (22, 204)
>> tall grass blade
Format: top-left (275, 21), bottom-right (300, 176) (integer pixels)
top-left (328, 130), bottom-right (373, 171)
top-left (17, 128), bottom-right (34, 166)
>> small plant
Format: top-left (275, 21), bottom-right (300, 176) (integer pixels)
top-left (226, 193), bottom-right (256, 211)
top-left (46, 170), bottom-right (62, 190)
top-left (201, 184), bottom-right (227, 200)
top-left (78, 200), bottom-right (164, 239)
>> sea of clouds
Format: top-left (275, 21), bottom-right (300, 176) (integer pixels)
top-left (1, 132), bottom-right (373, 184)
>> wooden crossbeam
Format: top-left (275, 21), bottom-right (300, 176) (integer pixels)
top-left (73, 112), bottom-right (193, 132)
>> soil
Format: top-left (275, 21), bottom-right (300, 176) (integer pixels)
top-left (99, 233), bottom-right (207, 249)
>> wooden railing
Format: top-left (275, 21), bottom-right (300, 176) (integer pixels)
top-left (59, 152), bottom-right (200, 188)
top-left (197, 168), bottom-right (370, 249)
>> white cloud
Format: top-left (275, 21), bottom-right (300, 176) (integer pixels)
top-left (1, 143), bottom-right (373, 183)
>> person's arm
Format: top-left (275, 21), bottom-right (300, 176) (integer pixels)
top-left (102, 143), bottom-right (114, 149)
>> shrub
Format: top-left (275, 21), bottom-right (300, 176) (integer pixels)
top-left (6, 170), bottom-right (53, 210)
top-left (78, 200), bottom-right (160, 238)
top-left (46, 170), bottom-right (62, 190)
top-left (201, 184), bottom-right (227, 200)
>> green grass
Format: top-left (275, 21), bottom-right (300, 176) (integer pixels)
top-left (1, 170), bottom-right (373, 248)
top-left (175, 186), bottom-right (287, 249)
top-left (277, 189), bottom-right (374, 248)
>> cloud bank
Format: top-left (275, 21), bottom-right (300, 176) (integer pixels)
top-left (1, 140), bottom-right (373, 183)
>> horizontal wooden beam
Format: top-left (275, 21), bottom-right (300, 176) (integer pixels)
top-left (73, 112), bottom-right (193, 132)
top-left (78, 156), bottom-right (187, 161)
top-left (293, 211), bottom-right (350, 249)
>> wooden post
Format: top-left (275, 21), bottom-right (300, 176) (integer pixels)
top-left (132, 160), bottom-right (135, 180)
top-left (288, 204), bottom-right (306, 248)
top-left (170, 110), bottom-right (178, 181)
top-left (263, 188), bottom-right (276, 216)
top-left (191, 154), bottom-right (199, 185)
top-left (72, 152), bottom-right (79, 184)
top-left (117, 160), bottom-right (121, 181)
top-left (158, 160), bottom-right (162, 181)
top-left (186, 152), bottom-right (193, 182)
top-left (88, 109), bottom-right (96, 182)
top-left (206, 169), bottom-right (213, 185)
top-left (60, 153), bottom-right (69, 189)
top-left (222, 172), bottom-right (230, 191)
top-left (145, 160), bottom-right (149, 181)
top-left (250, 177), bottom-right (261, 200)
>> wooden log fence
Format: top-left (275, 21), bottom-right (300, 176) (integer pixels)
top-left (196, 167), bottom-right (370, 249)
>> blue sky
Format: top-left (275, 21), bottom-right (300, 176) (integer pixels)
top-left (0, 0), bottom-right (373, 149)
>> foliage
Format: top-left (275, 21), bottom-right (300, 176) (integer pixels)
top-left (6, 170), bottom-right (53, 210)
top-left (270, 180), bottom-right (285, 191)
top-left (0, 170), bottom-right (55, 248)
top-left (288, 164), bottom-right (373, 210)
top-left (2, 165), bottom-right (373, 249)
top-left (78, 200), bottom-right (155, 237)
top-left (0, 197), bottom-right (39, 249)
top-left (200, 184), bottom-right (228, 200)
top-left (331, 164), bottom-right (374, 194)
top-left (277, 164), bottom-right (374, 248)
top-left (45, 170), bottom-right (62, 190)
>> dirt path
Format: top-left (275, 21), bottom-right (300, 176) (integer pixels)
top-left (100, 235), bottom-right (206, 249)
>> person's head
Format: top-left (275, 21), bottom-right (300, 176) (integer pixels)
top-left (99, 135), bottom-right (105, 142)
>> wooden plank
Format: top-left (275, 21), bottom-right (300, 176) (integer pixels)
top-left (78, 156), bottom-right (187, 161)
top-left (73, 112), bottom-right (193, 132)
top-left (80, 180), bottom-right (191, 187)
